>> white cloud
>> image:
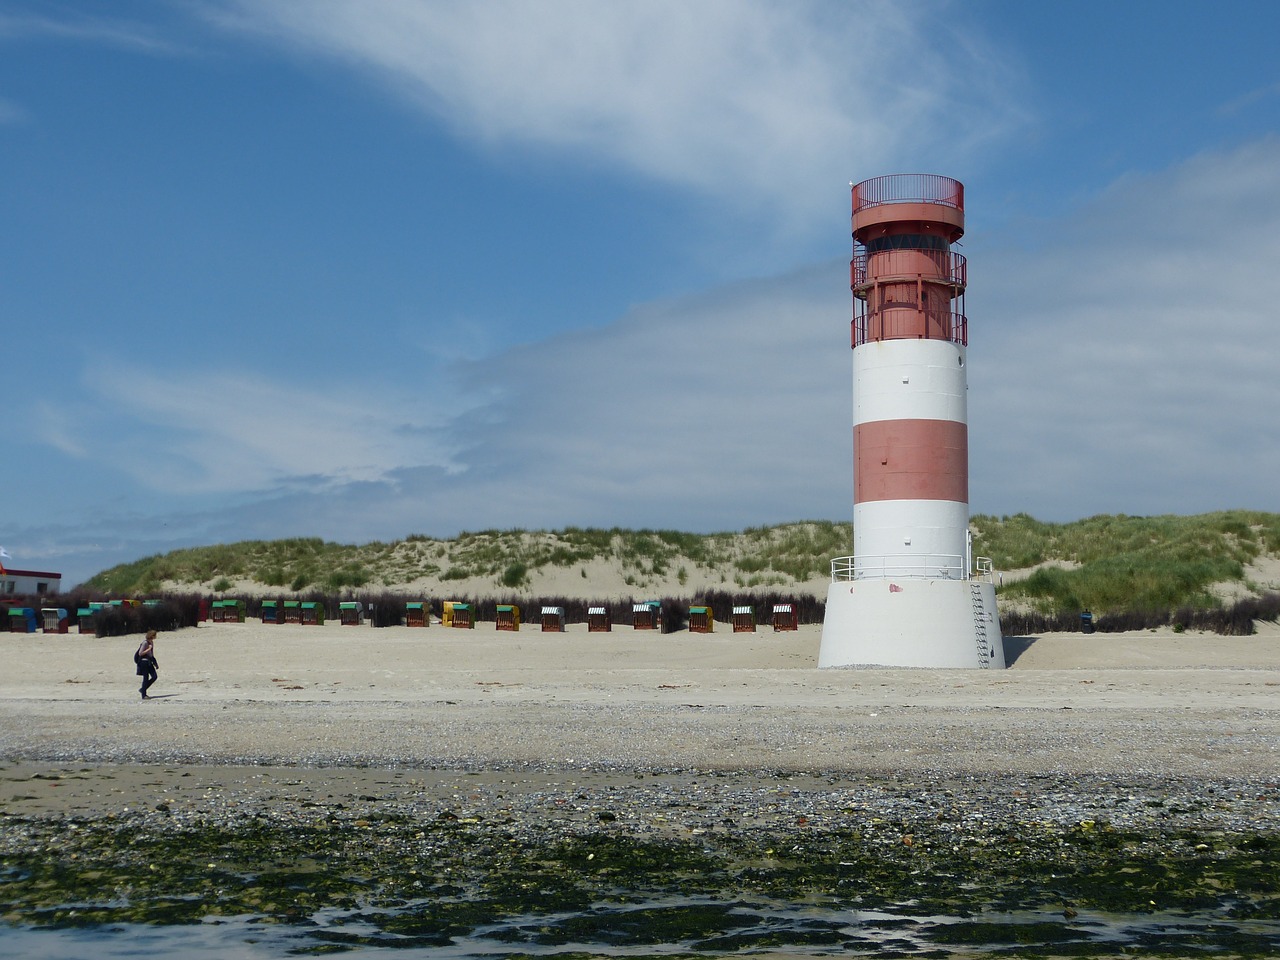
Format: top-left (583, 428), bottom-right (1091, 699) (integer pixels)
top-left (203, 0), bottom-right (1027, 232)
top-left (65, 365), bottom-right (465, 496)
top-left (154, 138), bottom-right (1280, 535)
top-left (33, 259), bottom-right (854, 557)
top-left (970, 138), bottom-right (1280, 518)
top-left (437, 263), bottom-right (853, 523)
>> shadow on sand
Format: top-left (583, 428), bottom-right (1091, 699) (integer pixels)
top-left (1001, 636), bottom-right (1038, 666)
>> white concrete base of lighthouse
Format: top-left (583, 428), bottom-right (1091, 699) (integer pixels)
top-left (819, 577), bottom-right (1005, 669)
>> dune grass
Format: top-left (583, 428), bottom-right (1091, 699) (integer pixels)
top-left (972, 510), bottom-right (1280, 613)
top-left (80, 512), bottom-right (1280, 621)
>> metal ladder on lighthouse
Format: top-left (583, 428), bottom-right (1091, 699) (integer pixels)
top-left (970, 583), bottom-right (992, 668)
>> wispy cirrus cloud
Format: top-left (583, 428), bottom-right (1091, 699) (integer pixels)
top-left (58, 364), bottom-right (465, 497)
top-left (0, 8), bottom-right (181, 53)
top-left (200, 0), bottom-right (1028, 232)
top-left (1218, 79), bottom-right (1280, 117)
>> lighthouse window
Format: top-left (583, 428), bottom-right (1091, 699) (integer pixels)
top-left (864, 234), bottom-right (947, 253)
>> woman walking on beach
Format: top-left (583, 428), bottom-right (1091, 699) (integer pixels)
top-left (135, 630), bottom-right (158, 699)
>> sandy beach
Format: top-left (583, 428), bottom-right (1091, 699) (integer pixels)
top-left (3, 619), bottom-right (1280, 783)
top-left (5, 618), bottom-right (1280, 954)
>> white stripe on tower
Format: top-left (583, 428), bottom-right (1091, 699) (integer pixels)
top-left (852, 337), bottom-right (968, 579)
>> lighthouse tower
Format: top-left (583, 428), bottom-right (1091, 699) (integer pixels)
top-left (819, 174), bottom-right (1004, 669)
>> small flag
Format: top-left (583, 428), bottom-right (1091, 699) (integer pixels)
top-left (889, 583), bottom-right (903, 593)
top-left (0, 547), bottom-right (9, 575)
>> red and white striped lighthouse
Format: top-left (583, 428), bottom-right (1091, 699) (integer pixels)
top-left (820, 174), bottom-right (1004, 669)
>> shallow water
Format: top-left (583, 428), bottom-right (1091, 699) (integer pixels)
top-left (5, 895), bottom-right (1280, 958)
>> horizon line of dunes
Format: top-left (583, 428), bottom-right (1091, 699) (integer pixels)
top-left (76, 511), bottom-right (1280, 621)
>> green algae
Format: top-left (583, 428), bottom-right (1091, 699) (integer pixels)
top-left (2, 813), bottom-right (1278, 955)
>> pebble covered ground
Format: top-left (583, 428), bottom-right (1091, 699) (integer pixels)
top-left (5, 760), bottom-right (1279, 845)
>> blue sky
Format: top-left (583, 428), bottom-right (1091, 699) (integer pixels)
top-left (3, 0), bottom-right (1280, 585)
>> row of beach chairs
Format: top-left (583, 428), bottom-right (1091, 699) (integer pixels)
top-left (8, 599), bottom-right (154, 634)
top-left (12, 600), bottom-right (804, 634)
top-left (248, 600), bottom-right (801, 632)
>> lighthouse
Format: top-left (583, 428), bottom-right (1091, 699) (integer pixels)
top-left (819, 174), bottom-right (1005, 669)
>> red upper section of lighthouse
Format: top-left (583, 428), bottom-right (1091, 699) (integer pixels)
top-left (850, 174), bottom-right (967, 347)
top-left (851, 173), bottom-right (964, 234)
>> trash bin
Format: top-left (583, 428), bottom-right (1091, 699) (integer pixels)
top-left (1080, 610), bottom-right (1095, 634)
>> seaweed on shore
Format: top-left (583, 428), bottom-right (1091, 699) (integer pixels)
top-left (2, 807), bottom-right (1278, 955)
